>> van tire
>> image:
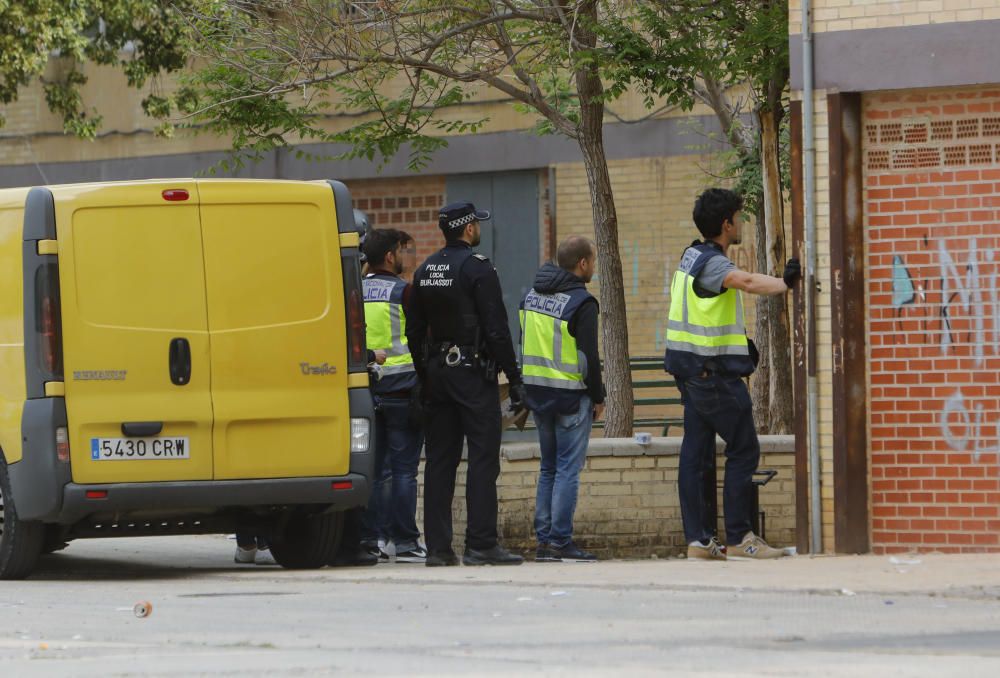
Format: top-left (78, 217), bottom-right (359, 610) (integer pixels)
top-left (271, 509), bottom-right (344, 569)
top-left (0, 457), bottom-right (45, 580)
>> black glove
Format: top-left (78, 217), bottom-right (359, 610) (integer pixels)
top-left (508, 383), bottom-right (527, 413)
top-left (782, 257), bottom-right (802, 288)
top-left (747, 336), bottom-right (760, 368)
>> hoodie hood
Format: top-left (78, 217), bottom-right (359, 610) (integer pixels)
top-left (532, 262), bottom-right (586, 295)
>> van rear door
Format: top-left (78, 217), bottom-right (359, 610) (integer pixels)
top-left (58, 182), bottom-right (214, 483)
top-left (197, 181), bottom-right (350, 480)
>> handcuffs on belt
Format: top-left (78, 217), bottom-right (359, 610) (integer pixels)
top-left (445, 345), bottom-right (463, 367)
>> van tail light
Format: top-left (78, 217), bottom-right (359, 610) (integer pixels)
top-left (342, 255), bottom-right (367, 372)
top-left (162, 189), bottom-right (189, 201)
top-left (350, 418), bottom-right (370, 452)
top-left (56, 427), bottom-right (70, 462)
top-left (36, 262), bottom-right (64, 379)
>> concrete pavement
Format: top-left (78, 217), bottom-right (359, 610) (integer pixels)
top-left (1, 536), bottom-right (999, 676)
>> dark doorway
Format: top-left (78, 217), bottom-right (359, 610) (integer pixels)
top-left (446, 171), bottom-right (542, 352)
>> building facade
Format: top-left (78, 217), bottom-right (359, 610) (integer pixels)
top-left (0, 61), bottom-right (743, 358)
top-left (791, 0), bottom-right (1000, 553)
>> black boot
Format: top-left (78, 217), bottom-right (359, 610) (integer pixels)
top-left (462, 544), bottom-right (524, 566)
top-left (425, 551), bottom-right (459, 567)
top-left (330, 547), bottom-right (378, 567)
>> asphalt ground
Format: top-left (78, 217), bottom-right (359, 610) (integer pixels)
top-left (1, 536), bottom-right (999, 676)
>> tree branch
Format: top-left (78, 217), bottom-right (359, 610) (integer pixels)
top-left (694, 76), bottom-right (752, 154)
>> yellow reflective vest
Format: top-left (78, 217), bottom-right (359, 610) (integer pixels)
top-left (363, 273), bottom-right (417, 393)
top-left (664, 244), bottom-right (754, 378)
top-left (519, 287), bottom-right (592, 391)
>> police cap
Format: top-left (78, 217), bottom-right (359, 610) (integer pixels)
top-left (439, 201), bottom-right (491, 232)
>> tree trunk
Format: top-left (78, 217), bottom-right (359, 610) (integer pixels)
top-left (752, 294), bottom-right (771, 432)
top-left (752, 217), bottom-right (771, 433)
top-left (759, 107), bottom-right (793, 434)
top-left (580, 134), bottom-right (633, 438)
top-left (574, 5), bottom-right (633, 437)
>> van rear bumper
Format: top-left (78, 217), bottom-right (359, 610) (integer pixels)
top-left (53, 474), bottom-right (369, 525)
top-left (13, 387), bottom-right (376, 524)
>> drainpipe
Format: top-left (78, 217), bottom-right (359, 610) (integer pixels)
top-left (801, 0), bottom-right (822, 554)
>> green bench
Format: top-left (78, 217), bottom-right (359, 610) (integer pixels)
top-left (591, 356), bottom-right (683, 436)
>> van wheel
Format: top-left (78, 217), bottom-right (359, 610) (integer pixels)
top-left (0, 458), bottom-right (45, 580)
top-left (270, 510), bottom-right (344, 569)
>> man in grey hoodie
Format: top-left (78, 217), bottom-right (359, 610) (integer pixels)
top-left (519, 236), bottom-right (605, 562)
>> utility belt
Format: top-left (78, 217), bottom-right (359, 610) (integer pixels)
top-left (432, 342), bottom-right (497, 380)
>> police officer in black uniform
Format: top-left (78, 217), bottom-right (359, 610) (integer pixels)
top-left (407, 202), bottom-right (526, 567)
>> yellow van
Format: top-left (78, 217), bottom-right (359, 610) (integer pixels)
top-left (0, 179), bottom-right (374, 579)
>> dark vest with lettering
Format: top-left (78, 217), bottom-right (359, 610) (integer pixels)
top-left (413, 245), bottom-right (481, 347)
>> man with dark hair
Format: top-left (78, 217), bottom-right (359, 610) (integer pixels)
top-left (521, 235), bottom-right (604, 563)
top-left (665, 187), bottom-right (801, 561)
top-left (360, 227), bottom-right (426, 563)
top-left (406, 202), bottom-right (526, 567)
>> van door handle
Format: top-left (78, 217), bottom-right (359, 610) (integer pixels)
top-left (121, 422), bottom-right (163, 437)
top-left (169, 337), bottom-right (192, 386)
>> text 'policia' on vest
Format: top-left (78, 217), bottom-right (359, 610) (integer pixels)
top-left (363, 273), bottom-right (417, 393)
top-left (519, 287), bottom-right (593, 391)
top-left (664, 242), bottom-right (755, 379)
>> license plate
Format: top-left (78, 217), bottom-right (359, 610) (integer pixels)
top-left (90, 437), bottom-right (190, 461)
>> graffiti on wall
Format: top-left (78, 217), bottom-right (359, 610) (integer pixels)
top-left (889, 236), bottom-right (1000, 458)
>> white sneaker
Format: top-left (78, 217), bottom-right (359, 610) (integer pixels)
top-left (394, 545), bottom-right (428, 563)
top-left (378, 539), bottom-right (393, 562)
top-left (234, 546), bottom-right (257, 564)
top-left (255, 548), bottom-right (277, 566)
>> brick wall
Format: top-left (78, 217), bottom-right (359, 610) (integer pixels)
top-left (786, 0), bottom-right (1000, 558)
top-left (790, 0), bottom-right (1000, 34)
top-left (414, 437), bottom-right (797, 558)
top-left (787, 86), bottom-right (837, 551)
top-left (865, 86), bottom-right (1000, 553)
top-left (346, 175), bottom-right (447, 270)
top-left (347, 171), bottom-right (553, 275)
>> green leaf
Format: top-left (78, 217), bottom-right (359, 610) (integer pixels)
top-left (0, 0), bottom-right (193, 135)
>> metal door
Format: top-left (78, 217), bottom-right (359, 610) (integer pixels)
top-left (445, 171), bottom-right (541, 352)
top-left (197, 181), bottom-right (351, 480)
top-left (57, 182), bottom-right (215, 483)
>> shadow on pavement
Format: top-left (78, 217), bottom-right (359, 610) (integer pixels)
top-left (29, 551), bottom-right (279, 581)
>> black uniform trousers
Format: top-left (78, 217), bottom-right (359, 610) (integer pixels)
top-left (676, 374), bottom-right (760, 546)
top-left (422, 357), bottom-right (502, 555)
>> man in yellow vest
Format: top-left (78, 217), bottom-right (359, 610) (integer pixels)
top-left (665, 188), bottom-right (800, 560)
top-left (361, 228), bottom-right (426, 563)
top-left (521, 236), bottom-right (605, 562)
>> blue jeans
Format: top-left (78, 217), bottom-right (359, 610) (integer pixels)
top-left (360, 463), bottom-right (391, 546)
top-left (235, 529), bottom-right (269, 550)
top-left (533, 395), bottom-right (592, 548)
top-left (676, 375), bottom-right (760, 545)
top-left (363, 397), bottom-right (423, 550)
